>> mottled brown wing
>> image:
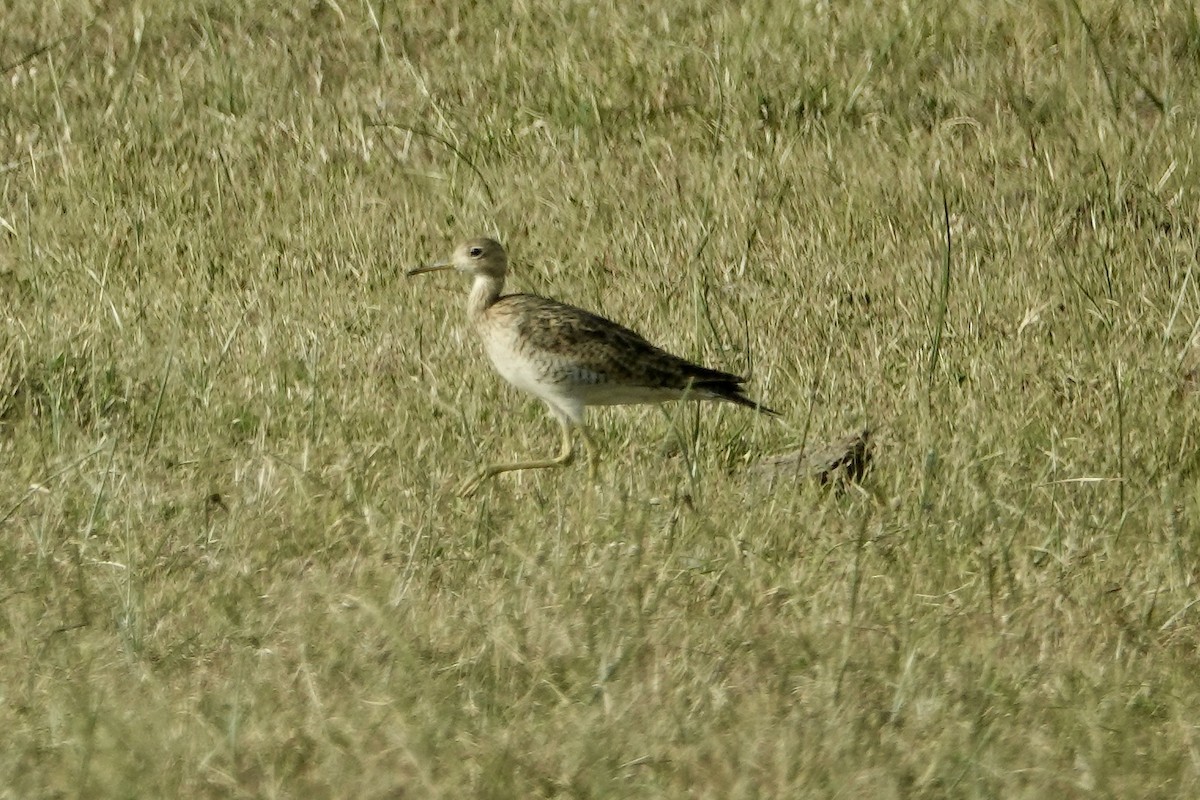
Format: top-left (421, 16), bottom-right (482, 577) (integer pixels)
top-left (500, 293), bottom-right (743, 390)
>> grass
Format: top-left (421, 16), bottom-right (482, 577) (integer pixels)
top-left (3, 0), bottom-right (1200, 796)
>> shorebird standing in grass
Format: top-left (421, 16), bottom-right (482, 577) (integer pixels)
top-left (408, 237), bottom-right (776, 495)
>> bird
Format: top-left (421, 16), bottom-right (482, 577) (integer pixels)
top-left (408, 237), bottom-right (777, 495)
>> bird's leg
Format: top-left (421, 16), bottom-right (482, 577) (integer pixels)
top-left (457, 415), bottom-right (577, 497)
top-left (577, 424), bottom-right (599, 479)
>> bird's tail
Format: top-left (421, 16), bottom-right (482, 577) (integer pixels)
top-left (694, 377), bottom-right (779, 417)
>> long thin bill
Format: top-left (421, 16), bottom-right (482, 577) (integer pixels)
top-left (406, 262), bottom-right (453, 277)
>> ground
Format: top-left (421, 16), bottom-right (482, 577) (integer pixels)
top-left (3, 1), bottom-right (1200, 797)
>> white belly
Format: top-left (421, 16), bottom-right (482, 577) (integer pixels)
top-left (480, 330), bottom-right (586, 422)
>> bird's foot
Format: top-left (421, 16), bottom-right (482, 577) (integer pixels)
top-left (456, 468), bottom-right (496, 498)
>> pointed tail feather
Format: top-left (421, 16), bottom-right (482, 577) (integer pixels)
top-left (695, 378), bottom-right (779, 416)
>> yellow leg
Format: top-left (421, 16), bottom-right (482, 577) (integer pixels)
top-left (457, 414), bottom-right (578, 497)
top-left (578, 424), bottom-right (599, 479)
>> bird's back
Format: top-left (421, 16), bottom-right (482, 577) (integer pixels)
top-left (477, 293), bottom-right (771, 412)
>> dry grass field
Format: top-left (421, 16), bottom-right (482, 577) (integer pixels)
top-left (4, 1), bottom-right (1200, 796)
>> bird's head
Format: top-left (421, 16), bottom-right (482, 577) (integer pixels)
top-left (408, 237), bottom-right (508, 280)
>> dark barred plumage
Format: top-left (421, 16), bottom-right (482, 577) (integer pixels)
top-left (496, 292), bottom-right (777, 415)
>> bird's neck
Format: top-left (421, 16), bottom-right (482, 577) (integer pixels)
top-left (467, 273), bottom-right (504, 324)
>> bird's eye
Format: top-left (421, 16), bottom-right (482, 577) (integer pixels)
top-left (469, 247), bottom-right (483, 258)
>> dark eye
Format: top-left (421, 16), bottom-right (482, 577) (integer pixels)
top-left (469, 247), bottom-right (483, 258)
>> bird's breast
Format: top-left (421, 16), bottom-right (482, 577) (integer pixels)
top-left (477, 323), bottom-right (579, 397)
